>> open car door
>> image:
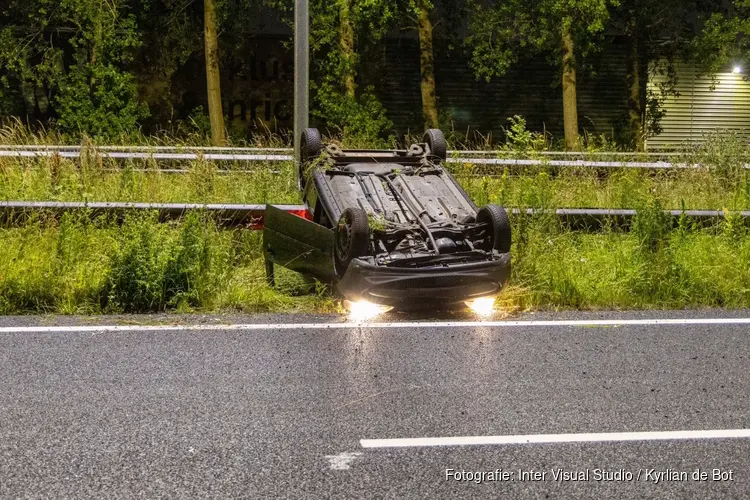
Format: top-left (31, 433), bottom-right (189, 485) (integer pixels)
top-left (262, 204), bottom-right (335, 283)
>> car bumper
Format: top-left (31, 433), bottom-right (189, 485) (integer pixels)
top-left (336, 253), bottom-right (511, 308)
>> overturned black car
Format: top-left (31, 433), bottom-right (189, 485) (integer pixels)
top-left (263, 128), bottom-right (511, 310)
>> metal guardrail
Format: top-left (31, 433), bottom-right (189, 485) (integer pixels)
top-left (0, 201), bottom-right (305, 228)
top-left (0, 145), bottom-right (701, 155)
top-left (0, 145), bottom-right (293, 152)
top-left (459, 150), bottom-right (687, 156)
top-left (94, 168), bottom-right (283, 174)
top-left (1, 201), bottom-right (746, 229)
top-left (0, 150), bottom-right (294, 161)
top-left (444, 158), bottom-right (732, 169)
top-left (3, 148), bottom-right (744, 170)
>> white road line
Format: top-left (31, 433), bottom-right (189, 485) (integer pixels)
top-left (2, 317), bottom-right (750, 334)
top-left (360, 429), bottom-right (750, 449)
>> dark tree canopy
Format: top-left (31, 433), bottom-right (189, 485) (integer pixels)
top-left (0, 0), bottom-right (736, 145)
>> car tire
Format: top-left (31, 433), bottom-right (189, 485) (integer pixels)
top-left (334, 207), bottom-right (370, 278)
top-left (476, 204), bottom-right (512, 253)
top-left (299, 128), bottom-right (323, 189)
top-left (423, 129), bottom-right (447, 161)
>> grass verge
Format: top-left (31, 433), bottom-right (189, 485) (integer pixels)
top-left (2, 207), bottom-right (749, 314)
top-left (3, 154), bottom-right (750, 210)
top-left (0, 212), bottom-right (340, 315)
top-left (2, 127), bottom-right (749, 314)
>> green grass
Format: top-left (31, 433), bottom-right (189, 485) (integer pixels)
top-left (2, 210), bottom-right (750, 315)
top-left (4, 156), bottom-right (750, 210)
top-left (0, 156), bottom-right (302, 204)
top-left (2, 126), bottom-right (750, 314)
top-left (504, 212), bottom-right (750, 310)
top-left (0, 118), bottom-right (291, 148)
top-left (457, 167), bottom-right (750, 211)
top-left (2, 126), bottom-right (749, 210)
top-left (0, 213), bottom-right (339, 315)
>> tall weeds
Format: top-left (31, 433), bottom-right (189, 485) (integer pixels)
top-left (2, 125), bottom-right (750, 314)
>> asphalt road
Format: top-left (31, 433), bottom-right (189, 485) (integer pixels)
top-left (1, 310), bottom-right (749, 499)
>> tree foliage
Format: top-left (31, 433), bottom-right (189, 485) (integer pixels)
top-left (695, 0), bottom-right (750, 76)
top-left (465, 0), bottom-right (618, 148)
top-left (265, 0), bottom-right (396, 143)
top-left (310, 0), bottom-right (396, 144)
top-left (0, 0), bottom-right (747, 145)
top-left (0, 0), bottom-right (148, 138)
top-left (466, 0), bottom-right (618, 82)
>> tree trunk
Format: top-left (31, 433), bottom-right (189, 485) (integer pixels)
top-left (339, 0), bottom-right (356, 99)
top-left (626, 20), bottom-right (644, 151)
top-left (417, 0), bottom-right (438, 129)
top-left (561, 26), bottom-right (578, 150)
top-left (204, 0), bottom-right (226, 146)
top-left (90, 0), bottom-right (103, 87)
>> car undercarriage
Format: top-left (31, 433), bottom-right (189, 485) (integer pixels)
top-left (263, 128), bottom-right (512, 310)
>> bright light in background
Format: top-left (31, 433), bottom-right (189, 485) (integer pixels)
top-left (465, 296), bottom-right (495, 317)
top-left (733, 66), bottom-right (742, 74)
top-left (345, 300), bottom-right (393, 321)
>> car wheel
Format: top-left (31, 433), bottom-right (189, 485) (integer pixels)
top-left (334, 208), bottom-right (370, 278)
top-left (299, 128), bottom-right (323, 190)
top-left (475, 204), bottom-right (511, 253)
top-left (423, 129), bottom-right (447, 161)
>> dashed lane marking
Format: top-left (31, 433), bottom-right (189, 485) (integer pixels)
top-left (360, 429), bottom-right (750, 449)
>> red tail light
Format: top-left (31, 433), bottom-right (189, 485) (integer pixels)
top-left (288, 208), bottom-right (313, 221)
top-left (250, 207), bottom-right (312, 230)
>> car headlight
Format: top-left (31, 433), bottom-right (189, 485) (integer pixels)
top-left (465, 296), bottom-right (495, 316)
top-left (344, 300), bottom-right (393, 321)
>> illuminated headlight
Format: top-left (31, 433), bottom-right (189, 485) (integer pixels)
top-left (344, 300), bottom-right (393, 321)
top-left (465, 296), bottom-right (495, 316)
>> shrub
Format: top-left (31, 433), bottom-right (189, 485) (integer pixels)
top-left (106, 212), bottom-right (174, 312)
